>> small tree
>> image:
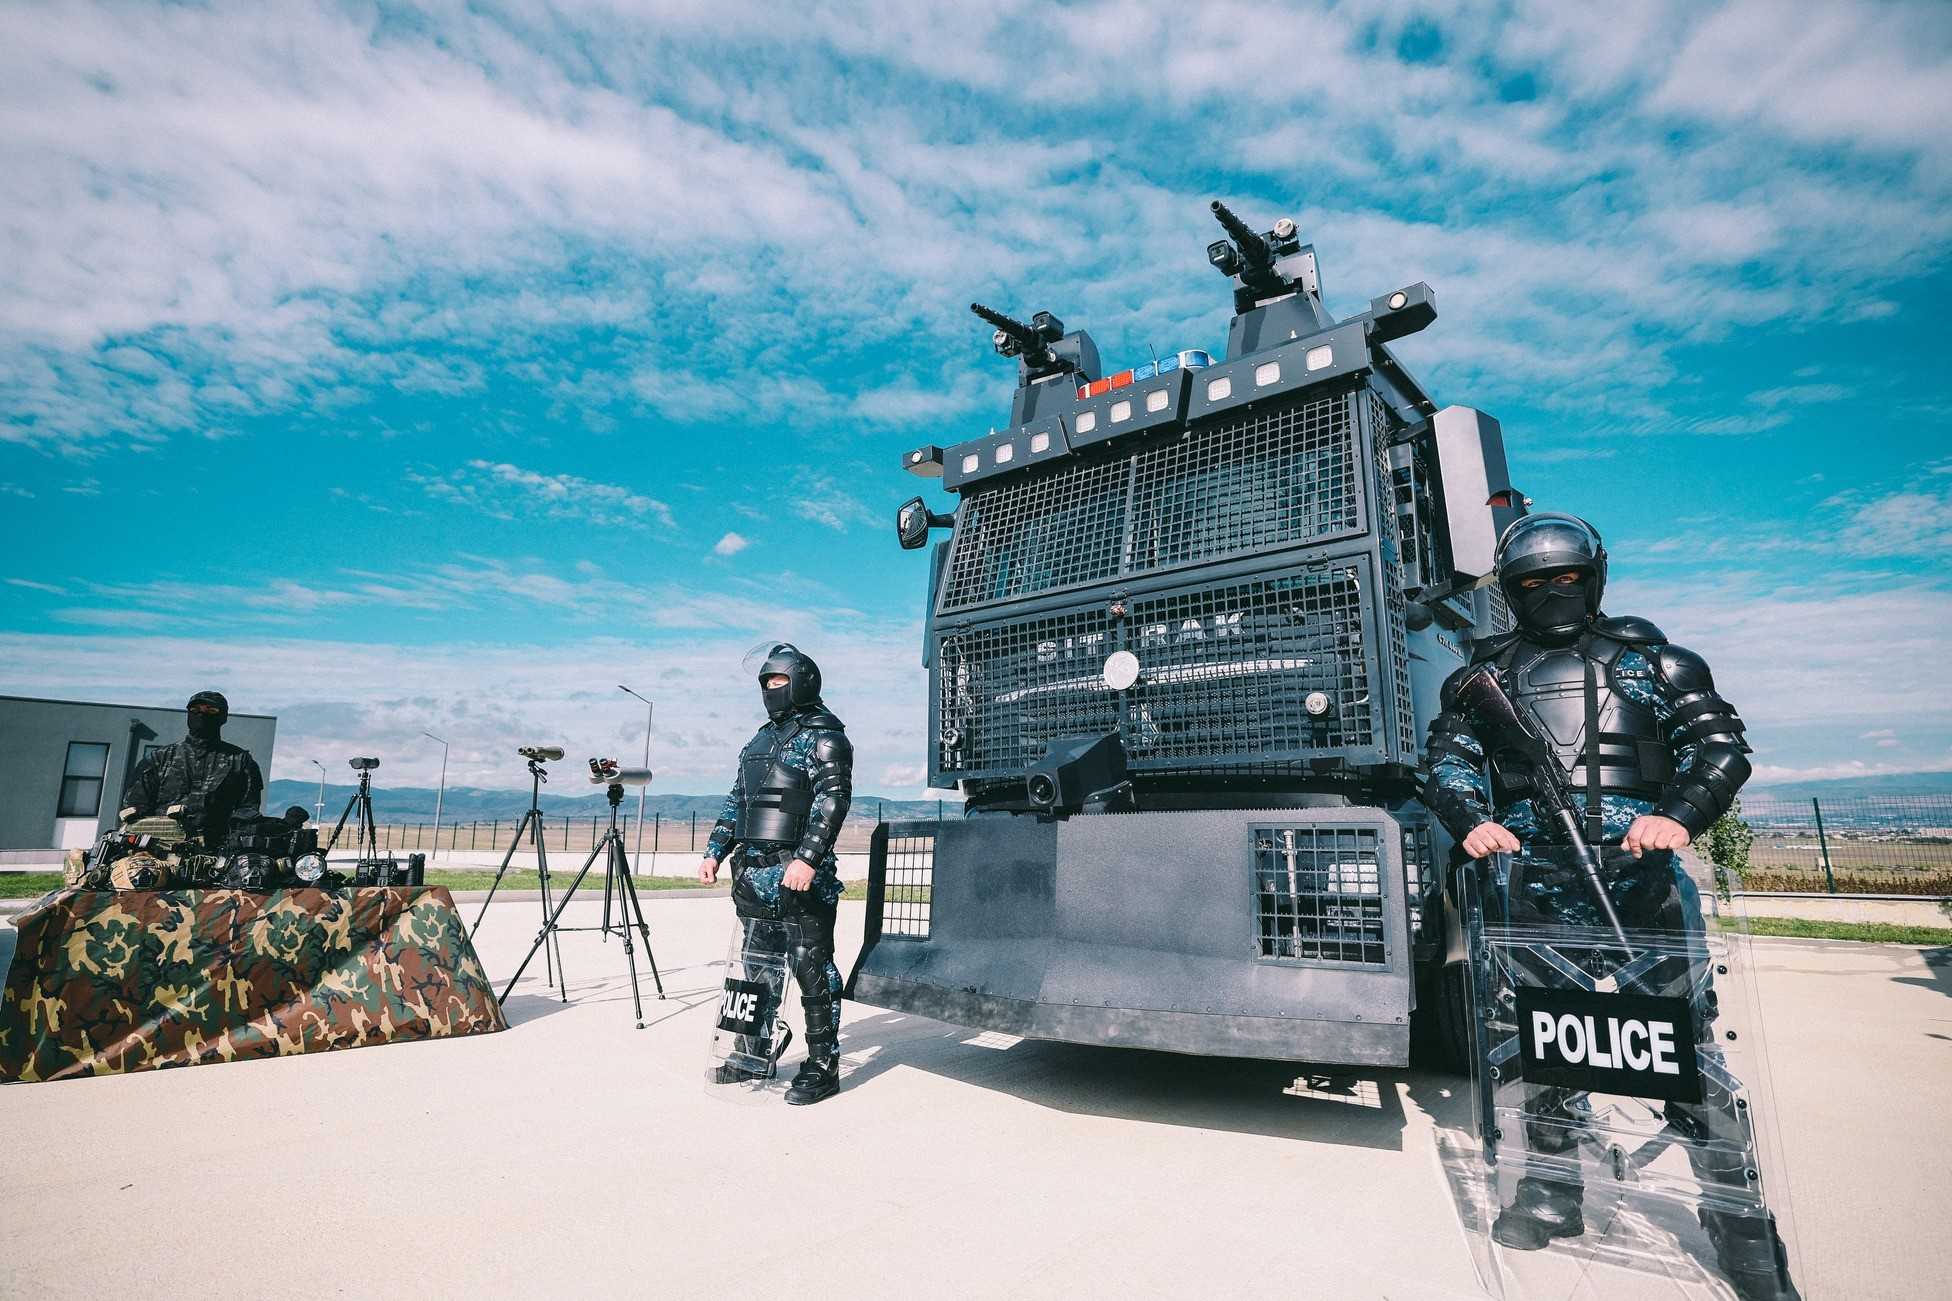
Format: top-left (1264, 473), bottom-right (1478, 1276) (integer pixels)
top-left (1701, 797), bottom-right (1755, 902)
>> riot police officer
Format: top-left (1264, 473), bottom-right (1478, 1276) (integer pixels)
top-left (120, 690), bottom-right (265, 847)
top-left (1423, 514), bottom-right (1794, 1300)
top-left (698, 643), bottom-right (853, 1105)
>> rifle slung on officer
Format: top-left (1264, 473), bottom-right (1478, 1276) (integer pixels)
top-left (1453, 663), bottom-right (1633, 951)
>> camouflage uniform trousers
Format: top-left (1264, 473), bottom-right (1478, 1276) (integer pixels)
top-left (726, 843), bottom-right (843, 1061)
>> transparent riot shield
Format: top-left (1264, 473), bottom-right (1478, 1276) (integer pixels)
top-left (1458, 850), bottom-right (1806, 1301)
top-left (705, 918), bottom-right (797, 1099)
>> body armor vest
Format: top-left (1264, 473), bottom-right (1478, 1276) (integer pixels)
top-left (732, 725), bottom-right (814, 846)
top-left (1486, 634), bottom-right (1672, 807)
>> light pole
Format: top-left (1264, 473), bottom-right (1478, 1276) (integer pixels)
top-left (309, 759), bottom-right (326, 823)
top-left (618, 684), bottom-right (654, 865)
top-left (421, 731), bottom-right (448, 863)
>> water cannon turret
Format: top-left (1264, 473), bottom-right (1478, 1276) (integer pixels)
top-left (970, 301), bottom-right (1102, 426)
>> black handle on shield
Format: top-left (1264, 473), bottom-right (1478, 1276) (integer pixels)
top-left (1454, 664), bottom-right (1632, 952)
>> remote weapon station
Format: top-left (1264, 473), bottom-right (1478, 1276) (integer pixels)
top-left (852, 203), bottom-right (1524, 1067)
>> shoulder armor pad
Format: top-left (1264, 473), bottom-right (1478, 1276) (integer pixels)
top-left (1592, 614), bottom-right (1664, 643)
top-left (809, 732), bottom-right (852, 767)
top-left (1467, 629), bottom-right (1522, 663)
top-left (1438, 662), bottom-right (1476, 709)
top-left (1654, 644), bottom-right (1715, 692)
top-left (802, 709), bottom-right (846, 732)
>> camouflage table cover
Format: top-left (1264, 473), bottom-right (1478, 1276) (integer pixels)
top-left (0, 887), bottom-right (506, 1083)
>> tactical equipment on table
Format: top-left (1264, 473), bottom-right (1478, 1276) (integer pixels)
top-left (1451, 662), bottom-right (1631, 948)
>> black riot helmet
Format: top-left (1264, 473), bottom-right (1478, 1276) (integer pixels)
top-left (746, 642), bottom-right (822, 720)
top-left (186, 689), bottom-right (230, 743)
top-left (1494, 513), bottom-right (1607, 639)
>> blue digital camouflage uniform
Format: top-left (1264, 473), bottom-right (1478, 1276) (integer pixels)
top-left (707, 703), bottom-right (852, 1047)
top-left (1425, 645), bottom-right (1708, 929)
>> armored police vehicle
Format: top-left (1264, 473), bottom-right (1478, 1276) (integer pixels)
top-left (849, 203), bottom-right (1523, 1067)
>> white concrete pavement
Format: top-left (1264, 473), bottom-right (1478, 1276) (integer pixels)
top-left (1, 896), bottom-right (1947, 1300)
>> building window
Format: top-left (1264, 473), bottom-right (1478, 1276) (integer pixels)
top-left (57, 741), bottom-right (111, 818)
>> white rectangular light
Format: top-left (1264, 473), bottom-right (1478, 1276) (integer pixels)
top-left (1075, 410), bottom-right (1098, 434)
top-left (1030, 431), bottom-right (1051, 453)
top-left (961, 453), bottom-right (979, 473)
top-left (1254, 361), bottom-right (1281, 386)
top-left (1207, 376), bottom-right (1232, 401)
top-left (1145, 388), bottom-right (1169, 413)
top-left (995, 442), bottom-right (1014, 463)
top-left (1110, 399), bottom-right (1132, 423)
top-left (1305, 345), bottom-right (1333, 371)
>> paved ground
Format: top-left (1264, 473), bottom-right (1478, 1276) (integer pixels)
top-left (2, 896), bottom-right (1947, 1300)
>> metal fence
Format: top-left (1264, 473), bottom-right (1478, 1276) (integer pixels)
top-left (358, 801), bottom-right (957, 860)
top-left (1738, 794), bottom-right (1952, 894)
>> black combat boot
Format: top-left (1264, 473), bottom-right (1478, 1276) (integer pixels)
top-left (784, 1000), bottom-right (839, 1105)
top-left (1700, 1210), bottom-right (1800, 1301)
top-left (1492, 1177), bottom-right (1585, 1250)
top-left (713, 1024), bottom-right (791, 1084)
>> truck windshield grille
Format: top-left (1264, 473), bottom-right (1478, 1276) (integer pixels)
top-left (939, 387), bottom-right (1359, 612)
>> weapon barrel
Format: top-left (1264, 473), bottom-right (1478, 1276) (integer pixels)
top-left (1210, 200), bottom-right (1271, 268)
top-left (970, 302), bottom-right (1055, 365)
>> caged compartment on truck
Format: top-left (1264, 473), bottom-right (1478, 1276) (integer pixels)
top-left (851, 202), bottom-right (1526, 1069)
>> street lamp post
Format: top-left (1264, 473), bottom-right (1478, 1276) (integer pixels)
top-left (309, 759), bottom-right (327, 823)
top-left (618, 685), bottom-right (654, 867)
top-left (421, 731), bottom-right (448, 863)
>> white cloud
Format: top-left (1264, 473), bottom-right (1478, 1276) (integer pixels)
top-left (712, 532), bottom-right (749, 557)
top-left (411, 460), bottom-right (677, 530)
top-left (0, 625), bottom-right (932, 795)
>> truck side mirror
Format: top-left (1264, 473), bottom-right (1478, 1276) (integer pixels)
top-left (897, 497), bottom-right (953, 551)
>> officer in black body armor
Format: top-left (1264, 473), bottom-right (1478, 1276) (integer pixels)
top-left (1423, 515), bottom-right (1795, 1300)
top-left (699, 643), bottom-right (853, 1105)
top-left (120, 690), bottom-right (265, 847)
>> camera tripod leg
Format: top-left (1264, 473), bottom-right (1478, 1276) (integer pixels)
top-left (606, 839), bottom-right (646, 1028)
top-left (534, 825), bottom-right (567, 998)
top-left (471, 807), bottom-right (537, 941)
top-left (612, 837), bottom-right (664, 1001)
top-left (499, 835), bottom-right (606, 1005)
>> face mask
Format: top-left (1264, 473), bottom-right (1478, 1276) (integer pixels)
top-left (1516, 580), bottom-right (1589, 636)
top-left (762, 682), bottom-right (794, 720)
top-left (187, 712), bottom-right (223, 742)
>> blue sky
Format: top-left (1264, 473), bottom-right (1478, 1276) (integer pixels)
top-left (2, 1), bottom-right (1948, 795)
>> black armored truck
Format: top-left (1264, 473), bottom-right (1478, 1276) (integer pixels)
top-left (849, 204), bottom-right (1524, 1068)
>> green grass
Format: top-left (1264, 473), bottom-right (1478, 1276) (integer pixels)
top-left (1721, 915), bottom-right (1952, 946)
top-left (1, 871), bottom-right (875, 900)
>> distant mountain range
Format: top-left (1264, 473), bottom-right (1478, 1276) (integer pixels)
top-left (1742, 770), bottom-right (1952, 802)
top-left (267, 768), bottom-right (1952, 826)
top-left (266, 779), bottom-right (960, 825)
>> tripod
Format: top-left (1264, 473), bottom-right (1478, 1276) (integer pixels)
top-left (325, 767), bottom-right (381, 861)
top-left (499, 782), bottom-right (664, 1025)
top-left (471, 758), bottom-right (566, 994)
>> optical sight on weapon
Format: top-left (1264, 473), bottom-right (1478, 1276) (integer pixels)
top-left (348, 756), bottom-right (380, 771)
top-left (518, 745), bottom-right (565, 762)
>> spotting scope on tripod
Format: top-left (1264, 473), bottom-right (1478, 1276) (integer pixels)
top-left (494, 757), bottom-right (665, 1025)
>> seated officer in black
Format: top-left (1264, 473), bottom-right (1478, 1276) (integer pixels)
top-left (698, 644), bottom-right (852, 1105)
top-left (120, 690), bottom-right (264, 847)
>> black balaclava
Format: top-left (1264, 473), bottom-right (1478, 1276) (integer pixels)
top-left (757, 644), bottom-right (822, 721)
top-left (1493, 513), bottom-right (1607, 642)
top-left (186, 690), bottom-right (229, 743)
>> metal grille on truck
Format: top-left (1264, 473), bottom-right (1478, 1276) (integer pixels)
top-left (938, 386), bottom-right (1361, 613)
top-left (935, 564), bottom-right (1387, 780)
top-left (1252, 825), bottom-right (1387, 965)
top-left (879, 826), bottom-right (935, 939)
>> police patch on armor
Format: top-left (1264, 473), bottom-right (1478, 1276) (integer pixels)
top-left (1515, 986), bottom-right (1702, 1104)
top-left (716, 977), bottom-right (778, 1039)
